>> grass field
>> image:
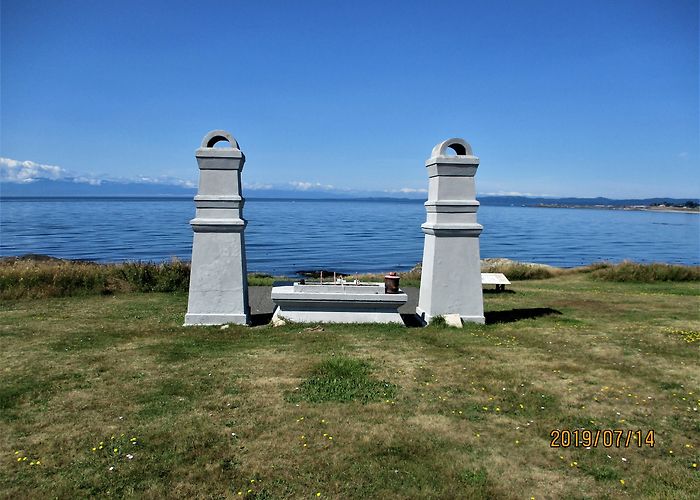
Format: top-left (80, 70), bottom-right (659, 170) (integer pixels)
top-left (1, 274), bottom-right (698, 498)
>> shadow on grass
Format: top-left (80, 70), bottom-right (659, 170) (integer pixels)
top-left (485, 307), bottom-right (562, 324)
top-left (483, 288), bottom-right (516, 294)
top-left (401, 313), bottom-right (425, 328)
top-left (250, 312), bottom-right (274, 326)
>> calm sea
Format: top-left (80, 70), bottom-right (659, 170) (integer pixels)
top-left (0, 198), bottom-right (698, 275)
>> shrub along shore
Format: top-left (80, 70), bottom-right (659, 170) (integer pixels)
top-left (0, 254), bottom-right (698, 300)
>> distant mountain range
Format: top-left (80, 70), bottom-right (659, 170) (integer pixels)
top-left (0, 179), bottom-right (696, 207)
top-left (0, 179), bottom-right (197, 197)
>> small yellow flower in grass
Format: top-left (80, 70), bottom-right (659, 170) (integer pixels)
top-left (669, 450), bottom-right (673, 454)
top-left (247, 489), bottom-right (252, 494)
top-left (515, 440), bottom-right (519, 444)
top-left (22, 457), bottom-right (27, 461)
top-left (620, 479), bottom-right (625, 485)
top-left (250, 479), bottom-right (255, 483)
top-left (14, 451), bottom-right (19, 455)
top-left (17, 457), bottom-right (22, 462)
top-left (30, 461), bottom-right (35, 466)
top-left (316, 493), bottom-right (321, 497)
top-left (114, 448), bottom-right (118, 453)
top-left (237, 492), bottom-right (242, 496)
top-left (328, 436), bottom-right (333, 440)
top-left (692, 463), bottom-right (697, 468)
top-left (92, 447), bottom-right (96, 452)
top-left (36, 461), bottom-right (40, 465)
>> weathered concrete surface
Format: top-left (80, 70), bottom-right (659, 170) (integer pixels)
top-left (248, 287), bottom-right (418, 314)
top-left (271, 283), bottom-right (408, 324)
top-left (417, 138), bottom-right (485, 325)
top-left (185, 130), bottom-right (250, 326)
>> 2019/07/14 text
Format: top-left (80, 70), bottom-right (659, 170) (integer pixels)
top-left (550, 429), bottom-right (655, 448)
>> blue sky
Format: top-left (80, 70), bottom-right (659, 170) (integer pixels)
top-left (1, 0), bottom-right (698, 198)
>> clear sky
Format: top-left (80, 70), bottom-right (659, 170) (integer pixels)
top-left (1, 0), bottom-right (698, 198)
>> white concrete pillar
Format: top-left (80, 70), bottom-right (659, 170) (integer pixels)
top-left (184, 130), bottom-right (250, 326)
top-left (417, 138), bottom-right (485, 324)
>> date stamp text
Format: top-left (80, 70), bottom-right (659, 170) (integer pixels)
top-left (550, 429), bottom-right (655, 448)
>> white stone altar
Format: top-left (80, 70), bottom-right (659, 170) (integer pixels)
top-left (184, 130), bottom-right (250, 326)
top-left (416, 138), bottom-right (485, 324)
top-left (271, 280), bottom-right (408, 324)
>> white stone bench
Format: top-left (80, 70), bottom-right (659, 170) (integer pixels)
top-left (481, 273), bottom-right (511, 291)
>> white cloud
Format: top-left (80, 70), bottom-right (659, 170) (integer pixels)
top-left (288, 181), bottom-right (335, 191)
top-left (132, 175), bottom-right (196, 188)
top-left (73, 176), bottom-right (103, 186)
top-left (0, 157), bottom-right (68, 183)
top-left (0, 157), bottom-right (196, 188)
top-left (244, 182), bottom-right (275, 190)
top-left (385, 187), bottom-right (428, 194)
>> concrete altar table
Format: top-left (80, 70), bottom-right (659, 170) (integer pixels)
top-left (271, 282), bottom-right (408, 324)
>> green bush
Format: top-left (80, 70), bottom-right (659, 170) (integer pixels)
top-left (116, 260), bottom-right (190, 292)
top-left (481, 261), bottom-right (560, 280)
top-left (0, 261), bottom-right (110, 299)
top-left (0, 258), bottom-right (191, 299)
top-left (589, 261), bottom-right (700, 282)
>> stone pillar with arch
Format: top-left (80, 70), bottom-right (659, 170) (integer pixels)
top-left (416, 138), bottom-right (485, 324)
top-left (184, 130), bottom-right (250, 326)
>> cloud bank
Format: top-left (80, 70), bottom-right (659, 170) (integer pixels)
top-left (0, 157), bottom-right (427, 197)
top-left (0, 157), bottom-right (197, 188)
top-left (0, 158), bottom-right (68, 183)
top-left (288, 181), bottom-right (336, 191)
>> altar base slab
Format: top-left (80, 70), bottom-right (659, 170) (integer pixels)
top-left (271, 282), bottom-right (407, 324)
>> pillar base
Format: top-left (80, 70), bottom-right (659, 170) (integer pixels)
top-left (184, 313), bottom-right (250, 326)
top-left (416, 307), bottom-right (485, 326)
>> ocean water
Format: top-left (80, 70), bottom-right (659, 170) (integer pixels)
top-left (0, 198), bottom-right (698, 275)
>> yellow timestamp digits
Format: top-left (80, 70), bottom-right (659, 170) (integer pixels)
top-left (550, 429), bottom-right (655, 448)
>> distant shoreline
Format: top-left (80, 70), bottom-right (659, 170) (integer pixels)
top-left (2, 196), bottom-right (699, 213)
top-left (534, 204), bottom-right (699, 214)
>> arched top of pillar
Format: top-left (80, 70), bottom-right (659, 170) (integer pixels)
top-left (200, 130), bottom-right (240, 149)
top-left (431, 138), bottom-right (473, 158)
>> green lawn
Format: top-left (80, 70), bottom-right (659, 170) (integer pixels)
top-left (1, 275), bottom-right (698, 498)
